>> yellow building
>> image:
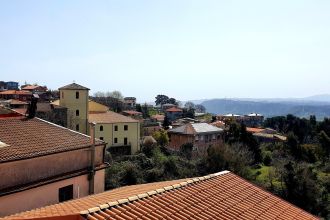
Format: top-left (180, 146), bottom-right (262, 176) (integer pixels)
top-left (56, 83), bottom-right (140, 155)
top-left (58, 83), bottom-right (89, 134)
top-left (89, 111), bottom-right (140, 155)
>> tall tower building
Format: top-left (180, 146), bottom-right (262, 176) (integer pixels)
top-left (59, 83), bottom-right (89, 134)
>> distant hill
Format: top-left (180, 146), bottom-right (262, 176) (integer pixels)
top-left (200, 99), bottom-right (330, 120)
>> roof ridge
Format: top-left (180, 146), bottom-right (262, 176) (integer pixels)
top-left (35, 117), bottom-right (93, 139)
top-left (79, 170), bottom-right (231, 216)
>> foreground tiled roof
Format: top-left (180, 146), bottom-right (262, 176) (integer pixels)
top-left (5, 171), bottom-right (318, 220)
top-left (58, 83), bottom-right (89, 90)
top-left (169, 123), bottom-right (223, 135)
top-left (5, 179), bottom-right (189, 219)
top-left (89, 111), bottom-right (138, 124)
top-left (0, 116), bottom-right (102, 163)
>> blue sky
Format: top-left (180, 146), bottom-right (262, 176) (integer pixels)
top-left (1, 0), bottom-right (330, 102)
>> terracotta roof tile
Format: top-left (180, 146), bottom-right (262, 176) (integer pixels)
top-left (122, 110), bottom-right (142, 116)
top-left (4, 171), bottom-right (318, 220)
top-left (165, 107), bottom-right (183, 112)
top-left (246, 127), bottom-right (266, 133)
top-left (89, 111), bottom-right (138, 124)
top-left (0, 116), bottom-right (102, 163)
top-left (0, 90), bottom-right (31, 95)
top-left (5, 178), bottom-right (189, 219)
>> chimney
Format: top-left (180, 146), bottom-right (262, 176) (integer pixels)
top-left (89, 122), bottom-right (96, 195)
top-left (26, 94), bottom-right (39, 119)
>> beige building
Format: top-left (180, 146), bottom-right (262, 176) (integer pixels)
top-left (58, 83), bottom-right (89, 134)
top-left (55, 83), bottom-right (140, 155)
top-left (0, 108), bottom-right (106, 217)
top-left (89, 111), bottom-right (140, 155)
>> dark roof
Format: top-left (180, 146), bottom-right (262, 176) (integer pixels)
top-left (5, 171), bottom-right (318, 220)
top-left (58, 83), bottom-right (89, 90)
top-left (0, 115), bottom-right (103, 163)
top-left (169, 123), bottom-right (223, 135)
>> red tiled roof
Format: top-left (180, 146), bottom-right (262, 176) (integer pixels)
top-left (0, 90), bottom-right (31, 95)
top-left (0, 115), bottom-right (102, 163)
top-left (151, 114), bottom-right (165, 121)
top-left (8, 99), bottom-right (28, 105)
top-left (166, 107), bottom-right (183, 112)
top-left (5, 179), bottom-right (189, 219)
top-left (89, 111), bottom-right (138, 124)
top-left (21, 85), bottom-right (47, 91)
top-left (122, 110), bottom-right (143, 116)
top-left (246, 127), bottom-right (265, 133)
top-left (5, 171), bottom-right (318, 220)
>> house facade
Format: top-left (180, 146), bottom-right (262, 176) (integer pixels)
top-left (165, 107), bottom-right (183, 122)
top-left (168, 123), bottom-right (223, 155)
top-left (89, 111), bottom-right (140, 155)
top-left (0, 108), bottom-right (106, 217)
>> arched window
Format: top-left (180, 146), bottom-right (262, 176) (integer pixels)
top-left (76, 91), bottom-right (79, 99)
top-left (100, 125), bottom-right (103, 131)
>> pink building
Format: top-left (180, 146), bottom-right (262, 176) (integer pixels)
top-left (0, 108), bottom-right (107, 217)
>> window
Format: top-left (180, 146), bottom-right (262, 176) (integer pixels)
top-left (76, 109), bottom-right (79, 116)
top-left (61, 91), bottom-right (64, 99)
top-left (114, 138), bottom-right (118, 143)
top-left (76, 91), bottom-right (79, 99)
top-left (114, 125), bottom-right (118, 131)
top-left (59, 185), bottom-right (73, 202)
top-left (212, 134), bottom-right (216, 140)
top-left (76, 124), bottom-right (79, 131)
top-left (200, 135), bottom-right (204, 141)
top-left (124, 138), bottom-right (128, 145)
top-left (100, 137), bottom-right (104, 140)
top-left (195, 135), bottom-right (199, 142)
top-left (124, 125), bottom-right (128, 131)
top-left (100, 125), bottom-right (103, 131)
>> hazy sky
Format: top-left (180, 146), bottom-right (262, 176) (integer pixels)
top-left (1, 0), bottom-right (330, 102)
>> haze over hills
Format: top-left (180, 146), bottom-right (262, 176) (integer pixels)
top-left (189, 94), bottom-right (330, 120)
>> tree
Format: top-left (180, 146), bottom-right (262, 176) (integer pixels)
top-left (135, 104), bottom-right (142, 113)
top-left (183, 108), bottom-right (195, 119)
top-left (142, 136), bottom-right (157, 157)
top-left (142, 103), bottom-right (150, 119)
top-left (184, 102), bottom-right (195, 109)
top-left (155, 95), bottom-right (169, 106)
top-left (152, 129), bottom-right (169, 147)
top-left (109, 90), bottom-right (124, 100)
top-left (195, 104), bottom-right (206, 113)
top-left (180, 143), bottom-right (193, 160)
top-left (318, 131), bottom-right (330, 158)
top-left (168, 98), bottom-right (177, 105)
top-left (283, 162), bottom-right (321, 214)
top-left (162, 115), bottom-right (171, 129)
